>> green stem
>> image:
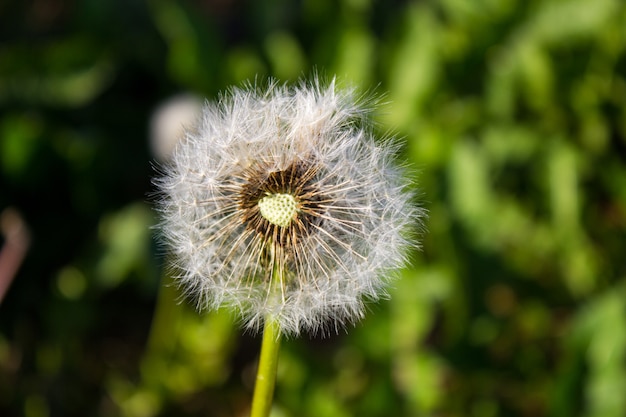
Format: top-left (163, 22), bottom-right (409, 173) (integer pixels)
top-left (250, 317), bottom-right (281, 417)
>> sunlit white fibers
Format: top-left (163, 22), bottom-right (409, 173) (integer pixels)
top-left (155, 77), bottom-right (425, 336)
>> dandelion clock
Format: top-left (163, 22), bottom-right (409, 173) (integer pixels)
top-left (155, 77), bottom-right (424, 417)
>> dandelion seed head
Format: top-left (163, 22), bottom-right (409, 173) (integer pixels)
top-left (155, 77), bottom-right (425, 336)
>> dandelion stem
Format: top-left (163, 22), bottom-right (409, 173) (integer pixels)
top-left (250, 316), bottom-right (281, 417)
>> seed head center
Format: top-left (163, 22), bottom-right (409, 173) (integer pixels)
top-left (258, 193), bottom-right (298, 227)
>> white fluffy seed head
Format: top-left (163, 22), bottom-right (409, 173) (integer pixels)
top-left (154, 77), bottom-right (425, 337)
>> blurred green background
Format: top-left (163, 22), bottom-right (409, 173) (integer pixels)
top-left (1, 0), bottom-right (626, 416)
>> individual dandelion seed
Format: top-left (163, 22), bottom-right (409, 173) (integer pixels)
top-left (155, 77), bottom-right (423, 337)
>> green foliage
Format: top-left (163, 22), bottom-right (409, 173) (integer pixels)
top-left (1, 0), bottom-right (625, 416)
